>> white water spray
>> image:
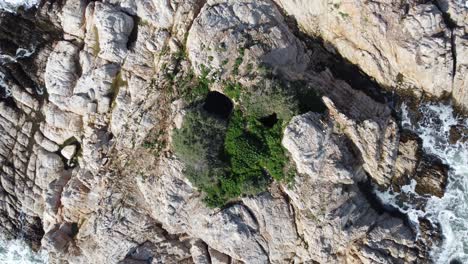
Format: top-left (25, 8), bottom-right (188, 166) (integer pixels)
top-left (413, 103), bottom-right (468, 263)
top-left (378, 102), bottom-right (468, 263)
top-left (0, 0), bottom-right (39, 12)
top-left (0, 236), bottom-right (47, 264)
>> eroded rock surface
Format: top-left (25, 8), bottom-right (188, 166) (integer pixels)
top-left (0, 0), bottom-right (461, 263)
top-left (273, 0), bottom-right (468, 110)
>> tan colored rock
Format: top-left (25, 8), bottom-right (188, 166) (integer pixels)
top-left (323, 97), bottom-right (399, 187)
top-left (187, 0), bottom-right (309, 80)
top-left (84, 2), bottom-right (134, 63)
top-left (282, 112), bottom-right (419, 263)
top-left (273, 0), bottom-right (467, 109)
top-left (453, 28), bottom-right (468, 109)
top-left (209, 248), bottom-right (230, 264)
top-left (45, 41), bottom-right (80, 98)
top-left (60, 0), bottom-right (87, 39)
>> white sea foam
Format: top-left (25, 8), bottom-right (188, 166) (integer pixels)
top-left (379, 102), bottom-right (468, 263)
top-left (0, 236), bottom-right (47, 264)
top-left (0, 0), bottom-right (38, 12)
top-left (0, 46), bottom-right (36, 98)
top-left (0, 71), bottom-right (12, 98)
top-left (413, 103), bottom-right (468, 263)
top-left (0, 46), bottom-right (36, 65)
top-left (375, 179), bottom-right (423, 226)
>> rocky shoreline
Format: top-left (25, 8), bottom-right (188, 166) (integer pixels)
top-left (0, 0), bottom-right (466, 263)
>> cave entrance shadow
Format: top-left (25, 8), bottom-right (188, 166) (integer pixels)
top-left (203, 91), bottom-right (233, 119)
top-left (259, 113), bottom-right (278, 128)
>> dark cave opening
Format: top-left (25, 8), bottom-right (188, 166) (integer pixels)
top-left (70, 222), bottom-right (79, 238)
top-left (259, 113), bottom-right (278, 128)
top-left (127, 15), bottom-right (139, 50)
top-left (203, 91), bottom-right (233, 119)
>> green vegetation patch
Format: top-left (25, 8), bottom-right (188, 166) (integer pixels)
top-left (225, 110), bottom-right (287, 182)
top-left (174, 106), bottom-right (288, 207)
top-left (173, 65), bottom-right (327, 207)
top-left (173, 108), bottom-right (232, 207)
top-left (180, 66), bottom-right (212, 103)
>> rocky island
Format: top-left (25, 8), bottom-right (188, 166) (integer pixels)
top-left (0, 0), bottom-right (467, 263)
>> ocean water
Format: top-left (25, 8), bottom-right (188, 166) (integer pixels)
top-left (0, 0), bottom-right (467, 263)
top-left (0, 236), bottom-right (47, 264)
top-left (377, 102), bottom-right (468, 263)
top-left (414, 103), bottom-right (468, 263)
top-left (0, 0), bottom-right (38, 12)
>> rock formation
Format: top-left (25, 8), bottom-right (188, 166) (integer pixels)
top-left (273, 0), bottom-right (468, 110)
top-left (0, 0), bottom-right (465, 263)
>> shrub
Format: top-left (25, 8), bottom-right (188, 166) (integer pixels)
top-left (174, 106), bottom-right (289, 207)
top-left (242, 85), bottom-right (299, 121)
top-left (223, 81), bottom-right (242, 101)
top-left (173, 67), bottom-right (327, 207)
top-left (173, 108), bottom-right (227, 167)
top-left (225, 110), bottom-right (287, 182)
top-left (173, 108), bottom-right (233, 207)
top-left (181, 66), bottom-right (212, 102)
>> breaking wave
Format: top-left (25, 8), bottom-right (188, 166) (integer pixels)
top-left (0, 0), bottom-right (39, 12)
top-left (377, 102), bottom-right (468, 263)
top-left (414, 103), bottom-right (468, 263)
top-left (0, 236), bottom-right (47, 264)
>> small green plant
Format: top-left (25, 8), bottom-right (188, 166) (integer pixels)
top-left (174, 49), bottom-right (187, 60)
top-left (338, 11), bottom-right (350, 19)
top-left (181, 65), bottom-right (212, 102)
top-left (232, 47), bottom-right (246, 75)
top-left (142, 141), bottom-right (157, 149)
top-left (223, 81), bottom-right (242, 101)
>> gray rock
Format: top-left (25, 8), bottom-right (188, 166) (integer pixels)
top-left (0, 0), bottom-right (452, 262)
top-left (61, 145), bottom-right (77, 160)
top-left (273, 0), bottom-right (467, 110)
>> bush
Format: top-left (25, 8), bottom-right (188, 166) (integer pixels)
top-left (242, 84), bottom-right (299, 121)
top-left (223, 81), bottom-right (242, 101)
top-left (179, 66), bottom-right (212, 103)
top-left (225, 110), bottom-right (287, 182)
top-left (174, 105), bottom-right (289, 207)
top-left (173, 108), bottom-right (227, 167)
top-left (173, 108), bottom-right (234, 207)
top-left (174, 69), bottom-right (326, 207)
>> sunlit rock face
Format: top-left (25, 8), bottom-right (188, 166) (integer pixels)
top-left (273, 0), bottom-right (467, 110)
top-left (0, 0), bottom-right (466, 263)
